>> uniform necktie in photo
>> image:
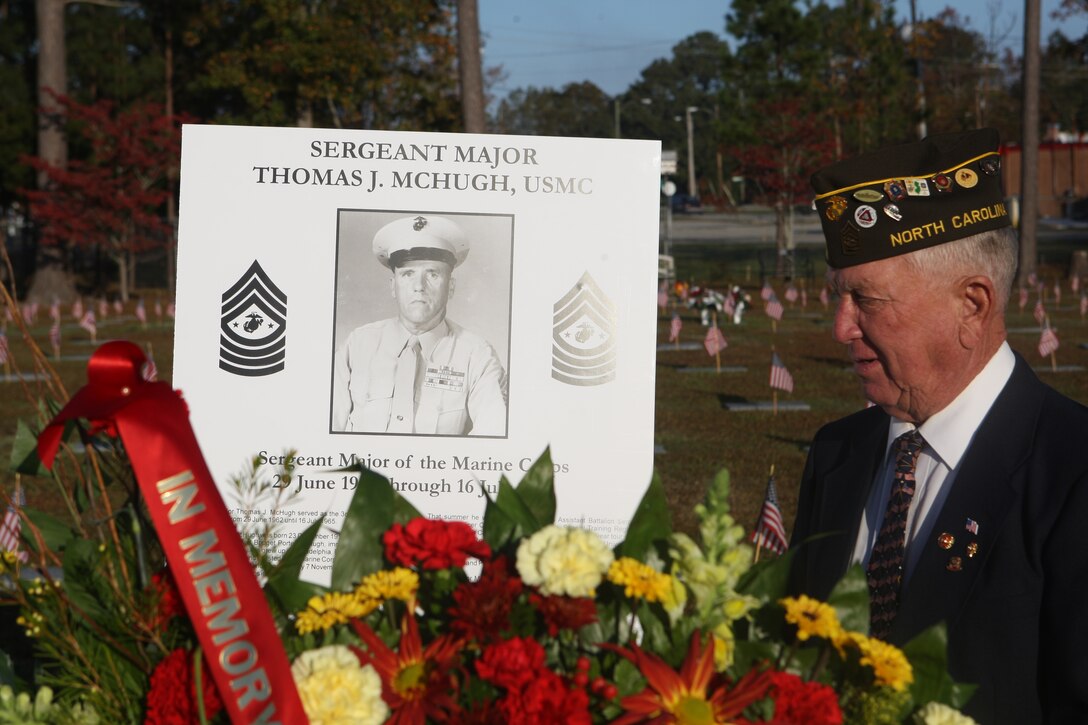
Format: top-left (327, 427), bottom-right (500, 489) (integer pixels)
top-left (867, 429), bottom-right (925, 640)
top-left (388, 336), bottom-right (421, 433)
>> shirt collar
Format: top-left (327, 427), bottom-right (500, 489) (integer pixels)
top-left (887, 341), bottom-right (1015, 469)
top-left (396, 319), bottom-right (449, 359)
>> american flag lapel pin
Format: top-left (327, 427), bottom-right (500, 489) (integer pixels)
top-left (965, 518), bottom-right (979, 535)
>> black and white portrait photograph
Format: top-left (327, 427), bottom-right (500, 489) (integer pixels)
top-left (329, 209), bottom-right (513, 437)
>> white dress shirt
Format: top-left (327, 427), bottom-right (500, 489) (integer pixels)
top-left (852, 342), bottom-right (1015, 576)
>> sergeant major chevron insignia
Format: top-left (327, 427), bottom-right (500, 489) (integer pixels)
top-left (219, 260), bottom-right (287, 376)
top-left (551, 272), bottom-right (616, 386)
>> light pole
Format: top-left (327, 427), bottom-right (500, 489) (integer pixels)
top-left (685, 106), bottom-right (698, 198)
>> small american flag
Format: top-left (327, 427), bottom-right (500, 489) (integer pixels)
top-left (1018, 287), bottom-right (1029, 312)
top-left (71, 298), bottom-right (83, 320)
top-left (723, 294), bottom-right (735, 317)
top-left (79, 311), bottom-right (97, 337)
top-left (800, 288), bottom-right (808, 309)
top-left (166, 303), bottom-right (176, 319)
top-left (819, 286), bottom-right (830, 309)
top-left (113, 299), bottom-right (122, 314)
top-left (784, 285), bottom-right (798, 303)
top-left (1073, 276), bottom-right (1080, 294)
top-left (669, 314), bottom-right (682, 343)
top-left (0, 331), bottom-right (9, 366)
top-left (704, 325), bottom-right (727, 356)
top-left (657, 285), bottom-right (668, 310)
top-left (1033, 299), bottom-right (1046, 326)
top-left (154, 299), bottom-right (163, 319)
top-left (98, 298), bottom-right (109, 317)
top-left (49, 319), bottom-right (60, 352)
top-left (765, 295), bottom-right (784, 321)
top-left (1081, 294), bottom-right (1087, 317)
top-left (135, 300), bottom-right (147, 324)
top-left (49, 300), bottom-right (60, 322)
top-left (965, 518), bottom-right (979, 535)
top-left (760, 281), bottom-right (774, 301)
top-left (1038, 326), bottom-right (1059, 358)
top-left (1054, 281), bottom-right (1062, 306)
top-left (770, 352), bottom-right (794, 392)
top-left (750, 474), bottom-right (788, 555)
top-left (0, 485), bottom-right (26, 555)
top-left (143, 350), bottom-right (159, 382)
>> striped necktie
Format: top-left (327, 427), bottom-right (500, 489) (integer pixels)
top-left (867, 429), bottom-right (925, 640)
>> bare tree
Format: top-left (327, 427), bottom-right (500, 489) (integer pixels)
top-left (1019, 0), bottom-right (1040, 286)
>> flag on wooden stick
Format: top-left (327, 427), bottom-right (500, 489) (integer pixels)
top-left (669, 313), bottom-right (683, 344)
top-left (1038, 324), bottom-right (1059, 358)
top-left (79, 311), bottom-right (97, 342)
top-left (0, 481), bottom-right (27, 560)
top-left (704, 325), bottom-right (727, 356)
top-left (765, 294), bottom-right (784, 322)
top-left (751, 470), bottom-right (788, 559)
top-left (769, 352), bottom-right (794, 393)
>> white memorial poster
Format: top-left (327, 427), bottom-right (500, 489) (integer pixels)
top-left (173, 124), bottom-right (661, 579)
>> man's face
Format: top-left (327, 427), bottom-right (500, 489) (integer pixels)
top-left (829, 255), bottom-right (964, 423)
top-left (391, 259), bottom-right (454, 332)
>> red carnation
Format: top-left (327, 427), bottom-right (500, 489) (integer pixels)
top-left (449, 556), bottom-right (523, 643)
top-left (528, 592), bottom-right (598, 636)
top-left (475, 637), bottom-right (547, 691)
top-left (498, 669), bottom-right (592, 725)
top-left (147, 569), bottom-right (184, 632)
top-left (767, 670), bottom-right (842, 725)
top-left (145, 648), bottom-right (223, 724)
top-left (383, 517), bottom-right (491, 569)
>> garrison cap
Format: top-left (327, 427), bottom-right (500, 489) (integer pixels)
top-left (373, 214), bottom-right (469, 270)
top-left (811, 128), bottom-right (1011, 269)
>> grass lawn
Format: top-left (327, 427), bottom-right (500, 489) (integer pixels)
top-left (3, 233), bottom-right (1088, 544)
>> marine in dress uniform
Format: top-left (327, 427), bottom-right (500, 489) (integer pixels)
top-left (790, 129), bottom-right (1088, 723)
top-left (331, 215), bottom-right (508, 436)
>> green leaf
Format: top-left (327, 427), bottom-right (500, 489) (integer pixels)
top-left (902, 623), bottom-right (976, 708)
top-left (62, 540), bottom-right (110, 623)
top-left (491, 478), bottom-right (543, 534)
top-left (736, 548), bottom-right (795, 601)
top-left (827, 564), bottom-right (870, 633)
top-left (331, 467), bottom-right (399, 589)
top-left (10, 420), bottom-right (47, 475)
top-left (20, 508), bottom-right (75, 554)
top-left (615, 471), bottom-right (671, 560)
top-left (511, 448), bottom-right (556, 525)
top-left (264, 516), bottom-right (328, 613)
top-left (482, 479), bottom-right (519, 551)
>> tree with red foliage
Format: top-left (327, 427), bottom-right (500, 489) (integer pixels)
top-left (733, 97), bottom-right (835, 273)
top-left (22, 95), bottom-right (184, 301)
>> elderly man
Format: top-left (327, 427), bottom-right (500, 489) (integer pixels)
top-left (331, 214), bottom-right (508, 436)
top-left (789, 129), bottom-right (1088, 723)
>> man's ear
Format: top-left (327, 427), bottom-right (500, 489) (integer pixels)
top-left (449, 277), bottom-right (456, 300)
top-left (390, 275), bottom-right (396, 298)
top-left (958, 275), bottom-right (996, 348)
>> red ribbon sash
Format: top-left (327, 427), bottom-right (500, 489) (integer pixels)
top-left (39, 341), bottom-right (308, 724)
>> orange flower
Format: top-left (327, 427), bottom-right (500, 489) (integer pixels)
top-left (352, 613), bottom-right (463, 724)
top-left (605, 631), bottom-right (773, 724)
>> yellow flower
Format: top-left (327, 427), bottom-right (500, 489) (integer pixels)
top-left (913, 702), bottom-right (979, 725)
top-left (711, 622), bottom-right (736, 671)
top-left (849, 633), bottom-right (914, 691)
top-left (516, 525), bottom-right (613, 597)
top-left (291, 645), bottom-right (388, 725)
top-left (295, 591), bottom-right (378, 634)
top-left (356, 567), bottom-right (419, 606)
top-left (607, 557), bottom-right (672, 603)
top-left (779, 594), bottom-right (845, 642)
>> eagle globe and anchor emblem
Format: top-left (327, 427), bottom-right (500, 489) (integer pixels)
top-left (219, 260), bottom-right (287, 376)
top-left (551, 271), bottom-right (617, 387)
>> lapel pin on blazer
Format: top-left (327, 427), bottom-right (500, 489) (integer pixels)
top-left (966, 542), bottom-right (979, 558)
top-left (937, 532), bottom-right (955, 550)
top-left (965, 518), bottom-right (979, 534)
top-left (947, 556), bottom-right (964, 572)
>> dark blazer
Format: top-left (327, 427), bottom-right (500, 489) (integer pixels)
top-left (789, 353), bottom-right (1088, 724)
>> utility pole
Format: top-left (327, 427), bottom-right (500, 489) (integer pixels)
top-left (685, 106), bottom-right (698, 198)
top-left (1020, 0), bottom-right (1040, 286)
top-left (457, 0), bottom-right (486, 133)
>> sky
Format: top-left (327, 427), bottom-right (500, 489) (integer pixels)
top-left (479, 0), bottom-right (1088, 100)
